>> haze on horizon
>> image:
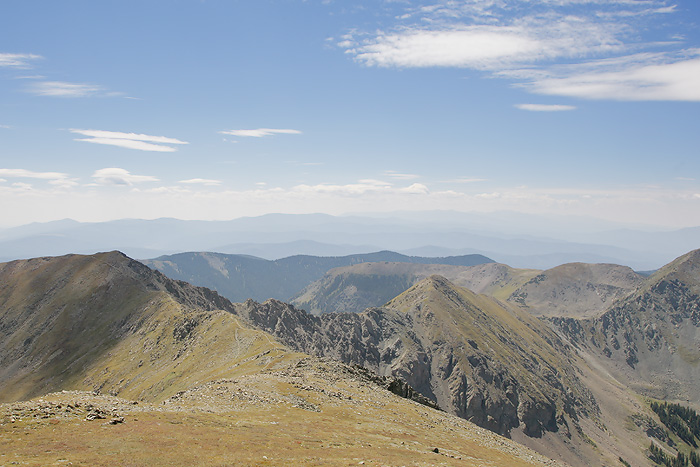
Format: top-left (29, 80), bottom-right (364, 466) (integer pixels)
top-left (1, 0), bottom-right (699, 229)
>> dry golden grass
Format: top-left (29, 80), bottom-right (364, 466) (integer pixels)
top-left (1, 362), bottom-right (565, 467)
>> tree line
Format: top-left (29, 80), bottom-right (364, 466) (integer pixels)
top-left (650, 401), bottom-right (700, 448)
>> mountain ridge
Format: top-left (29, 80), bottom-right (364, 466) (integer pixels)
top-left (143, 250), bottom-right (493, 304)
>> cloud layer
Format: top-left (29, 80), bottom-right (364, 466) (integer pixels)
top-left (2, 175), bottom-right (698, 229)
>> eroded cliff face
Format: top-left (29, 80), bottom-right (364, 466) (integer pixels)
top-left (234, 275), bottom-right (598, 439)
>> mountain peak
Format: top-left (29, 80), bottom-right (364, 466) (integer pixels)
top-left (647, 248), bottom-right (700, 293)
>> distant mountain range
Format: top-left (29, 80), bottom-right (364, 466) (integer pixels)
top-left (290, 260), bottom-right (644, 317)
top-left (1, 212), bottom-right (697, 269)
top-left (142, 250), bottom-right (493, 304)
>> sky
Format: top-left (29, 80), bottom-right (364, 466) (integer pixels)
top-left (1, 0), bottom-right (699, 229)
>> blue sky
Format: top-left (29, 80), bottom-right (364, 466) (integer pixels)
top-left (1, 0), bottom-right (699, 228)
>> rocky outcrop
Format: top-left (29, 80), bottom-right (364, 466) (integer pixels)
top-left (234, 275), bottom-right (598, 438)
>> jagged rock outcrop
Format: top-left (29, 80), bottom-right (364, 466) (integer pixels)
top-left (234, 275), bottom-right (598, 438)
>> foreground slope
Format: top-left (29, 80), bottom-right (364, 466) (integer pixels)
top-left (0, 364), bottom-right (562, 467)
top-left (0, 252), bottom-right (559, 466)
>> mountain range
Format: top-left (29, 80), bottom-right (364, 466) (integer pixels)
top-left (0, 251), bottom-right (561, 466)
top-left (142, 250), bottom-right (493, 304)
top-left (1, 212), bottom-right (698, 269)
top-left (2, 248), bottom-right (700, 465)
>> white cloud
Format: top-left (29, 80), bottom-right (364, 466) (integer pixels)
top-left (75, 138), bottom-right (180, 152)
top-left (340, 0), bottom-right (699, 101)
top-left (11, 182), bottom-right (33, 191)
top-left (179, 178), bottom-right (223, 186)
top-left (0, 53), bottom-right (42, 68)
top-left (344, 8), bottom-right (626, 70)
top-left (71, 129), bottom-right (189, 152)
top-left (0, 124), bottom-right (12, 129)
top-left (515, 103), bottom-right (577, 111)
top-left (49, 179), bottom-right (79, 189)
top-left (0, 168), bottom-right (78, 191)
top-left (293, 180), bottom-right (392, 195)
top-left (400, 183), bottom-right (430, 194)
top-left (91, 168), bottom-right (159, 186)
top-left (518, 51), bottom-right (700, 101)
top-left (219, 128), bottom-right (302, 138)
top-left (349, 27), bottom-right (543, 69)
top-left (0, 168), bottom-right (70, 180)
top-left (385, 171), bottom-right (420, 180)
top-left (71, 129), bottom-right (188, 145)
top-left (26, 81), bottom-right (105, 97)
top-left (446, 177), bottom-right (488, 183)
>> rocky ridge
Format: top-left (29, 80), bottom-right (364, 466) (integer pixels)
top-left (235, 275), bottom-right (599, 440)
top-left (551, 249), bottom-right (700, 402)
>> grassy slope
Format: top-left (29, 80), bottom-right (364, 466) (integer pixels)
top-left (508, 263), bottom-right (644, 319)
top-left (385, 275), bottom-right (591, 409)
top-left (0, 373), bottom-right (563, 467)
top-left (0, 252), bottom-right (298, 403)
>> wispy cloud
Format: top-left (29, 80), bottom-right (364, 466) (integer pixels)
top-left (0, 168), bottom-right (70, 180)
top-left (515, 104), bottom-right (577, 111)
top-left (91, 168), bottom-right (159, 186)
top-left (290, 179), bottom-right (430, 196)
top-left (514, 51), bottom-right (700, 101)
top-left (219, 128), bottom-right (302, 138)
top-left (178, 178), bottom-right (223, 186)
top-left (340, 0), bottom-right (698, 101)
top-left (26, 81), bottom-right (106, 98)
top-left (343, 8), bottom-right (627, 70)
top-left (0, 168), bottom-right (78, 189)
top-left (294, 179), bottom-right (392, 195)
top-left (385, 171), bottom-right (420, 180)
top-left (71, 129), bottom-right (189, 152)
top-left (446, 177), bottom-right (488, 183)
top-left (0, 53), bottom-right (42, 68)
